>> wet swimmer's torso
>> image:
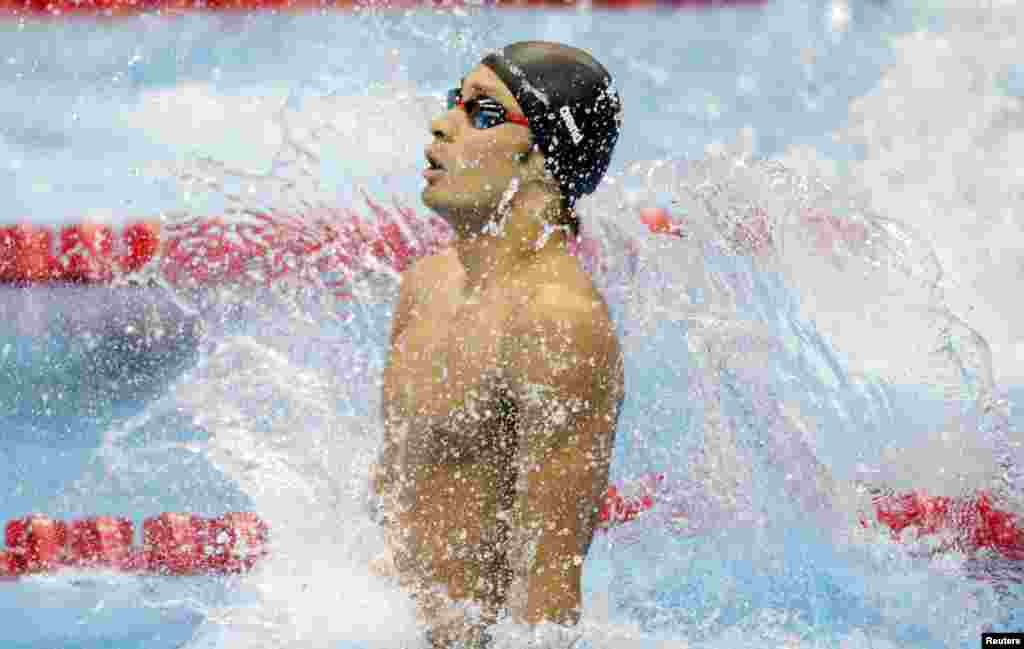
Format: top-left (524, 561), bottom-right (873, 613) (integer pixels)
top-left (383, 246), bottom-right (618, 464)
top-left (375, 244), bottom-right (624, 644)
top-left (371, 39), bottom-right (625, 646)
top-left (383, 247), bottom-right (522, 462)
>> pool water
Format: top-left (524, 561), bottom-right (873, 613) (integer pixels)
top-left (2, 1), bottom-right (1024, 647)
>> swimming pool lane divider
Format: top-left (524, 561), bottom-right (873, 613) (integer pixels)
top-left (2, 480), bottom-right (1021, 579)
top-left (0, 206), bottom-right (686, 291)
top-left (0, 204), bottom-right (451, 291)
top-left (867, 490), bottom-right (1024, 561)
top-left (0, 0), bottom-right (769, 18)
top-left (0, 483), bottom-right (658, 579)
top-left (0, 512), bottom-right (269, 578)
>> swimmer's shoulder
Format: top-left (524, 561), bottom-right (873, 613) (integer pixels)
top-left (525, 253), bottom-right (609, 307)
top-left (403, 247), bottom-right (461, 303)
top-left (508, 262), bottom-right (624, 402)
top-left (515, 257), bottom-right (618, 341)
top-left (390, 248), bottom-right (461, 340)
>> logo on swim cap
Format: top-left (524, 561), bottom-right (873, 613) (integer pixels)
top-left (604, 86), bottom-right (624, 130)
top-left (559, 105), bottom-right (584, 145)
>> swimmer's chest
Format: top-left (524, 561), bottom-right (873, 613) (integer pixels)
top-left (385, 286), bottom-right (525, 425)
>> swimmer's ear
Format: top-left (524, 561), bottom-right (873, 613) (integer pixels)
top-left (520, 145), bottom-right (556, 186)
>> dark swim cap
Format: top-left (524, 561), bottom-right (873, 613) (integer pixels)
top-left (481, 41), bottom-right (622, 213)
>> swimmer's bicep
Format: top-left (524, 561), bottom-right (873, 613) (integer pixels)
top-left (512, 401), bottom-right (616, 525)
top-left (376, 265), bottom-right (427, 496)
top-left (506, 293), bottom-right (623, 446)
top-left (504, 306), bottom-right (620, 622)
top-left (506, 300), bottom-right (621, 505)
top-left (507, 404), bottom-right (613, 623)
top-left (505, 446), bottom-right (603, 623)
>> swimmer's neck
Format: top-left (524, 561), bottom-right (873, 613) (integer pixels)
top-left (453, 186), bottom-right (571, 295)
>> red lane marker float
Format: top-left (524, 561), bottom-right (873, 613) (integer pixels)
top-left (0, 494), bottom-right (647, 580)
top-left (0, 222), bottom-right (161, 285)
top-left (206, 511), bottom-right (270, 574)
top-left (0, 203), bottom-right (791, 290)
top-left (70, 516), bottom-right (144, 571)
top-left (3, 488), bottom-right (1018, 578)
top-left (121, 222), bottom-right (162, 274)
top-left (156, 201), bottom-right (453, 294)
top-left (0, 204), bottom-right (631, 291)
top-left (0, 225), bottom-right (53, 283)
top-left (866, 490), bottom-right (1024, 561)
top-left (595, 473), bottom-right (1024, 564)
top-left (597, 472), bottom-right (663, 531)
top-left (58, 223), bottom-right (116, 283)
top-left (0, 512), bottom-right (268, 579)
top-left (639, 207), bottom-right (684, 238)
top-left (0, 205), bottom-right (718, 291)
top-left (4, 515), bottom-right (68, 574)
top-left (0, 205), bottom-right (452, 293)
top-left (639, 205), bottom-right (778, 257)
top-left (0, 0), bottom-right (768, 18)
top-left (144, 513), bottom-right (209, 575)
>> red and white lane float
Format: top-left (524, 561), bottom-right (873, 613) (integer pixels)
top-left (597, 472), bottom-right (664, 530)
top-left (0, 512), bottom-right (268, 579)
top-left (865, 490), bottom-right (1024, 561)
top-left (597, 478), bottom-right (1024, 563)
top-left (596, 473), bottom-right (1024, 564)
top-left (0, 203), bottom-right (675, 293)
top-left (0, 204), bottom-right (742, 294)
top-left (0, 0), bottom-right (768, 18)
top-left (0, 201), bottom-right (452, 296)
top-left (0, 222), bottom-right (161, 284)
top-left (0, 487), bottom-right (649, 579)
top-left (3, 484), bottom-right (1019, 579)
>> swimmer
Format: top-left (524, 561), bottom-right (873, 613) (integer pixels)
top-left (370, 42), bottom-right (624, 646)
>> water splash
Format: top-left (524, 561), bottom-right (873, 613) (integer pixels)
top-left (103, 139), bottom-right (1019, 646)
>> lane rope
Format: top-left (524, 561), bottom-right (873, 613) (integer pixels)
top-left (0, 0), bottom-right (768, 17)
top-left (0, 204), bottom-right (680, 293)
top-left (1, 512), bottom-right (268, 578)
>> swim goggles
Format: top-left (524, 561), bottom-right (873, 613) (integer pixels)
top-left (447, 88), bottom-right (530, 130)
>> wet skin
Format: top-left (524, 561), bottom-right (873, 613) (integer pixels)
top-left (371, 63), bottom-right (624, 645)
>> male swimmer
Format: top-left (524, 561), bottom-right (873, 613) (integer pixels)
top-left (370, 42), bottom-right (625, 646)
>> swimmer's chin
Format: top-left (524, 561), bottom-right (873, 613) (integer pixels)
top-left (420, 184), bottom-right (441, 209)
top-left (421, 188), bottom-right (497, 226)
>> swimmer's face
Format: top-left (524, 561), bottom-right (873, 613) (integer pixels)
top-left (422, 64), bottom-right (541, 233)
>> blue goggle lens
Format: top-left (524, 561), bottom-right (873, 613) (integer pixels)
top-left (447, 88), bottom-right (508, 129)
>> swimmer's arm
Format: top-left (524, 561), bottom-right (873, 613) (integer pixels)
top-left (372, 260), bottom-right (425, 501)
top-left (504, 290), bottom-right (622, 626)
top-left (387, 256), bottom-right (426, 345)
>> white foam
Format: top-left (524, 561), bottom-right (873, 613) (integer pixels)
top-left (783, 3), bottom-right (1024, 385)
